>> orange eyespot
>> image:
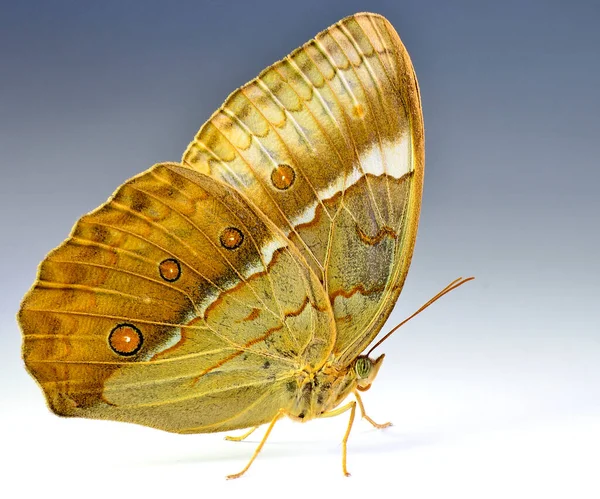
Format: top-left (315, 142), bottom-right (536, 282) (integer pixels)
top-left (220, 227), bottom-right (244, 250)
top-left (271, 164), bottom-right (295, 190)
top-left (159, 258), bottom-right (181, 282)
top-left (109, 324), bottom-right (143, 356)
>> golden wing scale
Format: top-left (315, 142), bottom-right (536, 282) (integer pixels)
top-left (18, 12), bottom-right (472, 478)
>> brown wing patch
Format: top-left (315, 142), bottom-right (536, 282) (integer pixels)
top-left (240, 307), bottom-right (261, 322)
top-left (355, 225), bottom-right (397, 246)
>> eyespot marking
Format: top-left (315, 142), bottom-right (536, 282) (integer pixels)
top-left (271, 164), bottom-right (296, 190)
top-left (159, 258), bottom-right (181, 282)
top-left (220, 227), bottom-right (244, 250)
top-left (109, 324), bottom-right (143, 356)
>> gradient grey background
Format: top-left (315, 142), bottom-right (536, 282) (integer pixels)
top-left (1, 1), bottom-right (599, 497)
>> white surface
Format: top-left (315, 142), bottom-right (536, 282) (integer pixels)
top-left (3, 342), bottom-right (599, 499)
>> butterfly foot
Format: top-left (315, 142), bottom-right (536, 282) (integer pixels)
top-left (373, 420), bottom-right (392, 429)
top-left (226, 472), bottom-right (244, 480)
top-left (363, 415), bottom-right (392, 429)
top-left (224, 426), bottom-right (258, 442)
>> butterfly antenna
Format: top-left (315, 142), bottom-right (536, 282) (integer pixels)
top-left (366, 276), bottom-right (475, 356)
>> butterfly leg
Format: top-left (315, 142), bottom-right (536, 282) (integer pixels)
top-left (226, 409), bottom-right (285, 479)
top-left (224, 426), bottom-right (259, 442)
top-left (319, 401), bottom-right (357, 477)
top-left (354, 390), bottom-right (392, 429)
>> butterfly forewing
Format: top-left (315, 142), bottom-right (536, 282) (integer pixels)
top-left (183, 13), bottom-right (424, 366)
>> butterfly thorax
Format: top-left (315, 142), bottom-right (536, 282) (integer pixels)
top-left (287, 354), bottom-right (385, 422)
top-left (286, 364), bottom-right (357, 422)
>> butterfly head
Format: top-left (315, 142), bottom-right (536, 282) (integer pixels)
top-left (354, 354), bottom-right (385, 392)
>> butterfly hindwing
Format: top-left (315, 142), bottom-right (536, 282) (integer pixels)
top-left (19, 163), bottom-right (335, 433)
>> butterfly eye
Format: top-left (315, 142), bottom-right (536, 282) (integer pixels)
top-left (270, 164), bottom-right (295, 190)
top-left (159, 258), bottom-right (181, 282)
top-left (108, 324), bottom-right (143, 356)
top-left (354, 357), bottom-right (372, 379)
top-left (220, 227), bottom-right (244, 250)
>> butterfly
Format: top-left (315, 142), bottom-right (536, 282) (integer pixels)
top-left (18, 12), bottom-right (472, 478)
